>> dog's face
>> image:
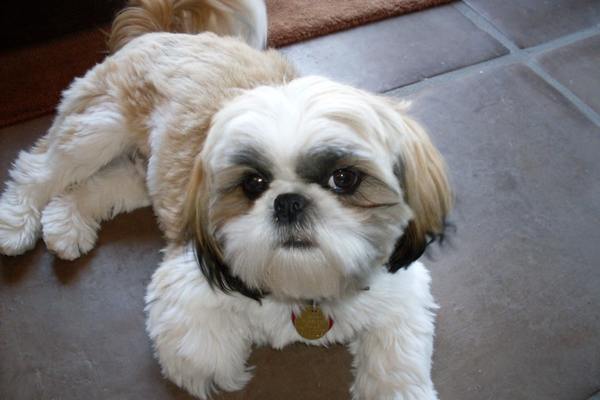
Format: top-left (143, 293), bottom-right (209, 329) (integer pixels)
top-left (185, 76), bottom-right (451, 300)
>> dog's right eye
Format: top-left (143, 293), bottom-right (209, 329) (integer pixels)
top-left (328, 168), bottom-right (362, 194)
top-left (242, 173), bottom-right (269, 199)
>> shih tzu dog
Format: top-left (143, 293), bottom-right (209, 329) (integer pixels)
top-left (0, 0), bottom-right (452, 398)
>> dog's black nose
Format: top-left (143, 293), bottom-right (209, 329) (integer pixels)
top-left (274, 193), bottom-right (308, 224)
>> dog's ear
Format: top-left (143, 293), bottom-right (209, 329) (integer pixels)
top-left (183, 156), bottom-right (263, 301)
top-left (377, 102), bottom-right (452, 271)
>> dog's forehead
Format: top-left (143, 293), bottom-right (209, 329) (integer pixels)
top-left (206, 78), bottom-right (391, 174)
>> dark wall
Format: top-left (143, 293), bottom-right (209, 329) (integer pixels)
top-left (1, 0), bottom-right (126, 50)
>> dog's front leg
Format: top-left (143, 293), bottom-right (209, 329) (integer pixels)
top-left (146, 247), bottom-right (253, 399)
top-left (349, 320), bottom-right (438, 400)
top-left (347, 264), bottom-right (439, 400)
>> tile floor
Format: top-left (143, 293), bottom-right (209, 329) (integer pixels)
top-left (1, 1), bottom-right (599, 399)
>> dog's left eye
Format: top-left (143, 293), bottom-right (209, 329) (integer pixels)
top-left (328, 168), bottom-right (361, 194)
top-left (242, 173), bottom-right (269, 199)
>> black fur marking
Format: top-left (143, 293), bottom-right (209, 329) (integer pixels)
top-left (193, 241), bottom-right (264, 302)
top-left (386, 220), bottom-right (453, 272)
top-left (296, 146), bottom-right (356, 186)
top-left (392, 160), bottom-right (404, 183)
top-left (231, 147), bottom-right (274, 182)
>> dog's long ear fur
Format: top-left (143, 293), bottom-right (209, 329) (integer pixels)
top-left (378, 102), bottom-right (452, 271)
top-left (183, 156), bottom-right (263, 301)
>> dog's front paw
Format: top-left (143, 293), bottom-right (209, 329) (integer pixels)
top-left (41, 195), bottom-right (98, 260)
top-left (0, 194), bottom-right (41, 256)
top-left (158, 346), bottom-right (254, 399)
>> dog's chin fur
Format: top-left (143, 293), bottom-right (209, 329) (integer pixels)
top-left (0, 0), bottom-right (452, 398)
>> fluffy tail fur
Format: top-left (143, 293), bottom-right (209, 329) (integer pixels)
top-left (108, 0), bottom-right (267, 52)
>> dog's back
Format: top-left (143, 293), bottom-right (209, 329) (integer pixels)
top-left (109, 0), bottom-right (267, 52)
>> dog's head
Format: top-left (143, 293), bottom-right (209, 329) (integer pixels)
top-left (184, 76), bottom-right (451, 300)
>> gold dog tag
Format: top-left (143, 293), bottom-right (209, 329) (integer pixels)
top-left (292, 306), bottom-right (333, 340)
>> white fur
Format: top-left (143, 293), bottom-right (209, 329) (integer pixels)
top-left (41, 156), bottom-right (150, 260)
top-left (0, 151), bottom-right (47, 254)
top-left (147, 246), bottom-right (438, 399)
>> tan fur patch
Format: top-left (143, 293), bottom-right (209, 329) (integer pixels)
top-left (397, 115), bottom-right (452, 241)
top-left (95, 33), bottom-right (297, 242)
top-left (211, 189), bottom-right (251, 232)
top-left (109, 0), bottom-right (233, 53)
top-left (347, 175), bottom-right (400, 209)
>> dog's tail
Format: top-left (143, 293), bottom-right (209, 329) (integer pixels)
top-left (108, 0), bottom-right (267, 52)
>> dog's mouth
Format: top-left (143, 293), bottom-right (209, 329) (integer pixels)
top-left (280, 236), bottom-right (314, 249)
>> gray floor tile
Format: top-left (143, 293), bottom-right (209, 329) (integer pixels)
top-left (281, 5), bottom-right (507, 93)
top-left (537, 34), bottom-right (600, 115)
top-left (394, 64), bottom-right (600, 399)
top-left (464, 0), bottom-right (600, 48)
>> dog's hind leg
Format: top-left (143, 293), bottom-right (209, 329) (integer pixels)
top-left (41, 155), bottom-right (150, 260)
top-left (0, 99), bottom-right (136, 256)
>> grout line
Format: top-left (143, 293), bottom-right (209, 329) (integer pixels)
top-left (456, 1), bottom-right (600, 57)
top-left (527, 60), bottom-right (600, 127)
top-left (457, 1), bottom-right (600, 56)
top-left (385, 53), bottom-right (519, 97)
top-left (387, 0), bottom-right (600, 127)
top-left (454, 2), bottom-right (519, 53)
top-left (523, 26), bottom-right (600, 55)
top-left (457, 1), bottom-right (600, 127)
